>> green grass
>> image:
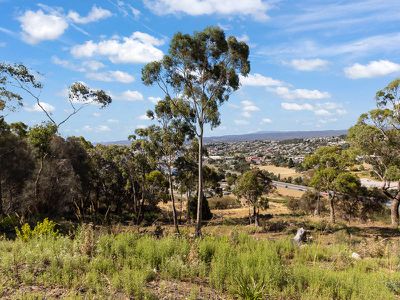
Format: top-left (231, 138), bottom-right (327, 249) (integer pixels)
top-left (0, 226), bottom-right (399, 299)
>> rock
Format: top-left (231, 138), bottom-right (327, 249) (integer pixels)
top-left (293, 227), bottom-right (307, 245)
top-left (351, 252), bottom-right (361, 260)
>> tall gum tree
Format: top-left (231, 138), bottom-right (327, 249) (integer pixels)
top-left (135, 98), bottom-right (191, 234)
top-left (348, 79), bottom-right (400, 226)
top-left (142, 26), bottom-right (250, 236)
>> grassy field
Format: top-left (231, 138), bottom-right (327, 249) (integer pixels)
top-left (257, 164), bottom-right (302, 179)
top-left (1, 191), bottom-right (400, 299)
top-left (1, 224), bottom-right (400, 299)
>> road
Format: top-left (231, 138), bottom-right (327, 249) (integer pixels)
top-left (272, 181), bottom-right (309, 192)
top-left (273, 178), bottom-right (398, 193)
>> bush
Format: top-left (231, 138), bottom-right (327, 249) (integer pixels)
top-left (188, 195), bottom-right (213, 220)
top-left (208, 197), bottom-right (241, 210)
top-left (287, 191), bottom-right (325, 214)
top-left (15, 218), bottom-right (58, 241)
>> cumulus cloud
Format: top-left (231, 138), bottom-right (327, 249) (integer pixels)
top-left (275, 86), bottom-right (330, 100)
top-left (18, 10), bottom-right (68, 44)
top-left (281, 102), bottom-right (346, 116)
top-left (288, 58), bottom-right (329, 71)
top-left (240, 73), bottom-right (284, 87)
top-left (114, 90), bottom-right (144, 101)
top-left (71, 32), bottom-right (164, 64)
top-left (107, 118), bottom-right (119, 123)
top-left (344, 60), bottom-right (400, 79)
top-left (86, 71), bottom-right (135, 83)
top-left (67, 6), bottom-right (112, 24)
top-left (144, 0), bottom-right (271, 21)
top-left (241, 100), bottom-right (260, 118)
top-left (52, 56), bottom-right (105, 72)
top-left (25, 102), bottom-right (55, 113)
top-left (281, 102), bottom-right (314, 111)
top-left (83, 125), bottom-right (111, 132)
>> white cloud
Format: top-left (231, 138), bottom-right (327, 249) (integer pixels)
top-left (237, 34), bottom-right (250, 43)
top-left (83, 125), bottom-right (111, 132)
top-left (52, 56), bottom-right (105, 73)
top-left (144, 0), bottom-right (271, 21)
top-left (275, 86), bottom-right (330, 100)
top-left (71, 32), bottom-right (164, 64)
top-left (92, 112), bottom-right (101, 117)
top-left (241, 100), bottom-right (260, 118)
top-left (83, 60), bottom-right (105, 71)
top-left (136, 124), bottom-right (147, 129)
top-left (234, 119), bottom-right (250, 125)
top-left (86, 71), bottom-right (135, 83)
top-left (18, 10), bottom-right (68, 44)
top-left (344, 60), bottom-right (400, 79)
top-left (68, 6), bottom-right (112, 24)
top-left (25, 102), bottom-right (55, 113)
top-left (240, 73), bottom-right (284, 87)
top-left (148, 96), bottom-right (161, 104)
top-left (288, 58), bottom-right (329, 71)
top-left (281, 102), bottom-right (314, 111)
top-left (116, 90), bottom-right (144, 101)
top-left (261, 118), bottom-right (272, 124)
top-left (281, 102), bottom-right (346, 116)
top-left (138, 114), bottom-right (150, 120)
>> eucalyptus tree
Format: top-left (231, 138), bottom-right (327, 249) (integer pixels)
top-left (1, 62), bottom-right (112, 130)
top-left (0, 120), bottom-right (34, 215)
top-left (142, 26), bottom-right (250, 236)
top-left (234, 169), bottom-right (274, 226)
top-left (136, 98), bottom-right (191, 233)
top-left (348, 79), bottom-right (400, 226)
top-left (303, 146), bottom-right (357, 223)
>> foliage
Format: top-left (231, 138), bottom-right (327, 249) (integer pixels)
top-left (208, 196), bottom-right (241, 210)
top-left (2, 231), bottom-right (398, 299)
top-left (189, 195), bottom-right (213, 221)
top-left (15, 218), bottom-right (58, 241)
top-left (142, 26), bottom-right (250, 236)
top-left (235, 169), bottom-right (274, 225)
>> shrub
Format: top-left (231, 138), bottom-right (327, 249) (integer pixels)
top-left (15, 218), bottom-right (58, 241)
top-left (208, 197), bottom-right (241, 210)
top-left (287, 191), bottom-right (325, 214)
top-left (188, 195), bottom-right (213, 220)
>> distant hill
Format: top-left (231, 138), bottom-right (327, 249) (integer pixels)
top-left (204, 130), bottom-right (347, 143)
top-left (101, 129), bottom-right (347, 145)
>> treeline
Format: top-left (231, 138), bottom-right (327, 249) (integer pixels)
top-left (0, 119), bottom-right (226, 227)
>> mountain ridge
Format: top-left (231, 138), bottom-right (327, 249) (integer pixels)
top-left (100, 129), bottom-right (347, 145)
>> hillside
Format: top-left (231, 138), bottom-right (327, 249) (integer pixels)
top-left (101, 129), bottom-right (348, 145)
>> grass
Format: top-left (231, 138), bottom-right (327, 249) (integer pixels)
top-left (257, 164), bottom-right (302, 179)
top-left (1, 225), bottom-right (400, 299)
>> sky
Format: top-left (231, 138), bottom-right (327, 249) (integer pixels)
top-left (1, 0), bottom-right (400, 142)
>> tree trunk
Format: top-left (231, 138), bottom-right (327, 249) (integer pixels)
top-left (186, 190), bottom-right (191, 223)
top-left (314, 191), bottom-right (321, 216)
top-left (253, 205), bottom-right (258, 227)
top-left (390, 196), bottom-right (400, 227)
top-left (329, 194), bottom-right (335, 223)
top-left (195, 129), bottom-right (204, 237)
top-left (34, 154), bottom-right (46, 203)
top-left (179, 190), bottom-right (183, 222)
top-left (0, 176), bottom-right (3, 216)
top-left (168, 168), bottom-right (179, 234)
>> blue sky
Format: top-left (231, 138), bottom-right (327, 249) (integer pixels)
top-left (1, 0), bottom-right (400, 142)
